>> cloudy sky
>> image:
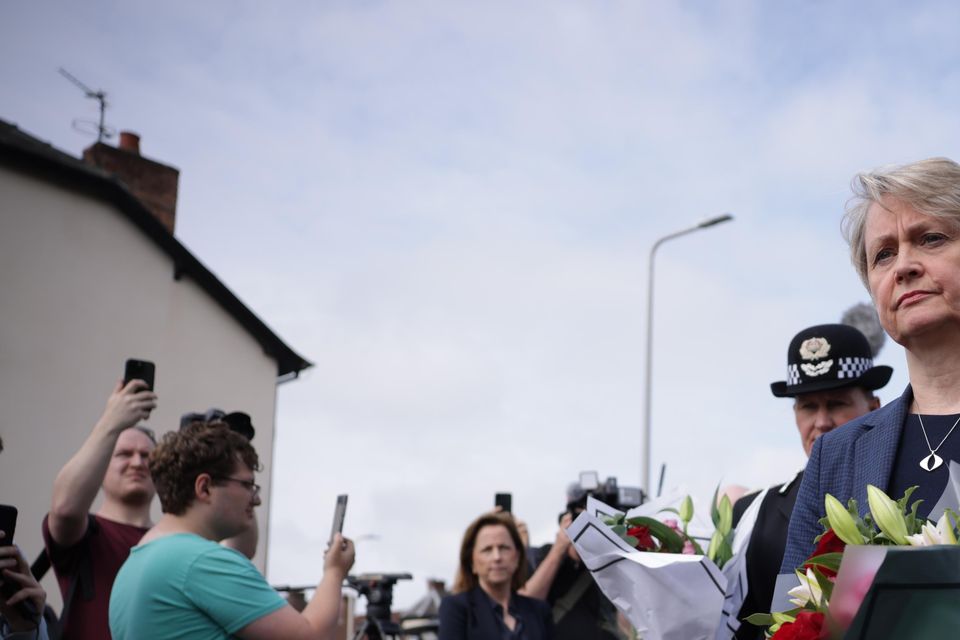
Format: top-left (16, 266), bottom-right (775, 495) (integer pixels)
top-left (4, 0), bottom-right (959, 608)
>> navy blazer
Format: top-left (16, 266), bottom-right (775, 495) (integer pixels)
top-left (780, 386), bottom-right (912, 572)
top-left (438, 587), bottom-right (555, 640)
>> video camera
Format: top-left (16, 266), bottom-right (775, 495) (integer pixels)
top-left (346, 572), bottom-right (412, 626)
top-left (563, 471), bottom-right (645, 520)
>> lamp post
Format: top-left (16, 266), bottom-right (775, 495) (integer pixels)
top-left (641, 213), bottom-right (733, 497)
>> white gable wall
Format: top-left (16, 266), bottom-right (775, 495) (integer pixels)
top-left (0, 166), bottom-right (281, 608)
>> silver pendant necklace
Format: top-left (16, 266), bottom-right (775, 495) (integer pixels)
top-left (916, 407), bottom-right (960, 472)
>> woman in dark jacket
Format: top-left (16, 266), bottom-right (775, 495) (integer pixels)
top-left (439, 513), bottom-right (554, 640)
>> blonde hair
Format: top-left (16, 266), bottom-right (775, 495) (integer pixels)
top-left (843, 157), bottom-right (960, 288)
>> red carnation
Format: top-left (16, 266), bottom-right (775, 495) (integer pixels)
top-left (626, 525), bottom-right (656, 551)
top-left (770, 611), bottom-right (826, 640)
top-left (803, 529), bottom-right (846, 579)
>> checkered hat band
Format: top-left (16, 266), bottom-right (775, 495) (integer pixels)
top-left (787, 364), bottom-right (801, 385)
top-left (837, 356), bottom-right (873, 379)
top-left (788, 357), bottom-right (874, 384)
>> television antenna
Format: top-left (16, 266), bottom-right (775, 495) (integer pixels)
top-left (58, 67), bottom-right (115, 143)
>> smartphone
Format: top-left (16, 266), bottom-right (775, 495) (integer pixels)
top-left (0, 505), bottom-right (17, 545)
top-left (330, 495), bottom-right (348, 543)
top-left (495, 492), bottom-right (512, 514)
top-left (0, 505), bottom-right (37, 622)
top-left (123, 359), bottom-right (156, 391)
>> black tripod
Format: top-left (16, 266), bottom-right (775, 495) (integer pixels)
top-left (348, 572), bottom-right (413, 640)
top-left (353, 615), bottom-right (406, 640)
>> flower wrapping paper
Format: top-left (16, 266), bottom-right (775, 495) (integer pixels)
top-left (567, 510), bottom-right (727, 640)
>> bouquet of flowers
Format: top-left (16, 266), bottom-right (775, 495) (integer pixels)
top-left (749, 485), bottom-right (960, 639)
top-left (604, 490), bottom-right (735, 568)
top-left (566, 490), bottom-right (740, 640)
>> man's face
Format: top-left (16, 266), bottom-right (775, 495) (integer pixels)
top-left (102, 428), bottom-right (155, 505)
top-left (209, 460), bottom-right (261, 540)
top-left (793, 387), bottom-right (880, 456)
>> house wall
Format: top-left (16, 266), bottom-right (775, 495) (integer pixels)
top-left (0, 166), bottom-right (280, 610)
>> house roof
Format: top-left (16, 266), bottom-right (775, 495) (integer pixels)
top-left (0, 119), bottom-right (312, 379)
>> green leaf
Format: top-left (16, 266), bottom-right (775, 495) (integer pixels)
top-left (811, 566), bottom-right (834, 604)
top-left (743, 613), bottom-right (775, 626)
top-left (710, 485), bottom-right (722, 528)
top-left (771, 612), bottom-right (797, 625)
top-left (624, 516), bottom-right (685, 553)
top-left (804, 552), bottom-right (843, 573)
top-left (896, 485), bottom-right (919, 511)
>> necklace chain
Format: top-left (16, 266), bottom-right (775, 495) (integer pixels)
top-left (915, 401), bottom-right (960, 472)
top-left (916, 410), bottom-right (960, 453)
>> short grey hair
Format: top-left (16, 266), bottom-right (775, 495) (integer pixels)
top-left (842, 157), bottom-right (960, 288)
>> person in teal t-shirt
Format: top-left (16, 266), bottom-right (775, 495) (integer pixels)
top-left (109, 423), bottom-right (355, 640)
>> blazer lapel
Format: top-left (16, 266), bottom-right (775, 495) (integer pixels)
top-left (852, 386), bottom-right (913, 511)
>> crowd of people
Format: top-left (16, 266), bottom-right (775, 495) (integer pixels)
top-left (4, 156), bottom-right (960, 639)
top-left (1, 381), bottom-right (355, 640)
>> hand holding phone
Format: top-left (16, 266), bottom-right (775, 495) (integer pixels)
top-left (495, 493), bottom-right (512, 514)
top-left (330, 495), bottom-right (348, 544)
top-left (0, 505), bottom-right (40, 624)
top-left (123, 359), bottom-right (156, 391)
top-left (0, 505), bottom-right (17, 545)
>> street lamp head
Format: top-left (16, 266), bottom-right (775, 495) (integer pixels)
top-left (697, 213), bottom-right (734, 228)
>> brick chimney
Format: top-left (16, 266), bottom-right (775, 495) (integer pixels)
top-left (82, 131), bottom-right (179, 234)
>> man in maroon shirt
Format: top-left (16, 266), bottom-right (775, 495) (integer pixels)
top-left (43, 379), bottom-right (157, 639)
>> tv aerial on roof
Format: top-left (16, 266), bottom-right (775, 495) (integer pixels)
top-left (58, 67), bottom-right (115, 143)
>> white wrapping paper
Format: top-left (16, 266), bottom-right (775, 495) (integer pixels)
top-left (567, 510), bottom-right (727, 640)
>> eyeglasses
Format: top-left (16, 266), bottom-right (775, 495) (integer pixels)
top-left (213, 476), bottom-right (261, 496)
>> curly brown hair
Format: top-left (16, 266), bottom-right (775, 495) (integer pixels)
top-left (149, 423), bottom-right (260, 515)
top-left (452, 512), bottom-right (528, 594)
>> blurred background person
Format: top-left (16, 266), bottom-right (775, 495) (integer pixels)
top-left (1, 436), bottom-right (49, 639)
top-left (521, 484), bottom-right (627, 640)
top-left (43, 380), bottom-right (156, 640)
top-left (439, 512), bottom-right (553, 640)
top-left (731, 322), bottom-right (890, 639)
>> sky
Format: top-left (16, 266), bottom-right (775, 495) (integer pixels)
top-left (3, 0), bottom-right (960, 609)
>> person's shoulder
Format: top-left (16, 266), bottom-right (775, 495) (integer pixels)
top-left (140, 533), bottom-right (222, 559)
top-left (514, 591), bottom-right (549, 612)
top-left (821, 391), bottom-right (906, 448)
top-left (438, 589), bottom-right (472, 622)
top-left (732, 490), bottom-right (761, 526)
top-left (440, 589), bottom-right (473, 607)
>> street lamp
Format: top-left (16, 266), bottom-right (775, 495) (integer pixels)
top-left (641, 213), bottom-right (733, 496)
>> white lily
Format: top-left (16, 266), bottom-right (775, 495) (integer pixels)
top-left (906, 513), bottom-right (958, 547)
top-left (786, 568), bottom-right (823, 608)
